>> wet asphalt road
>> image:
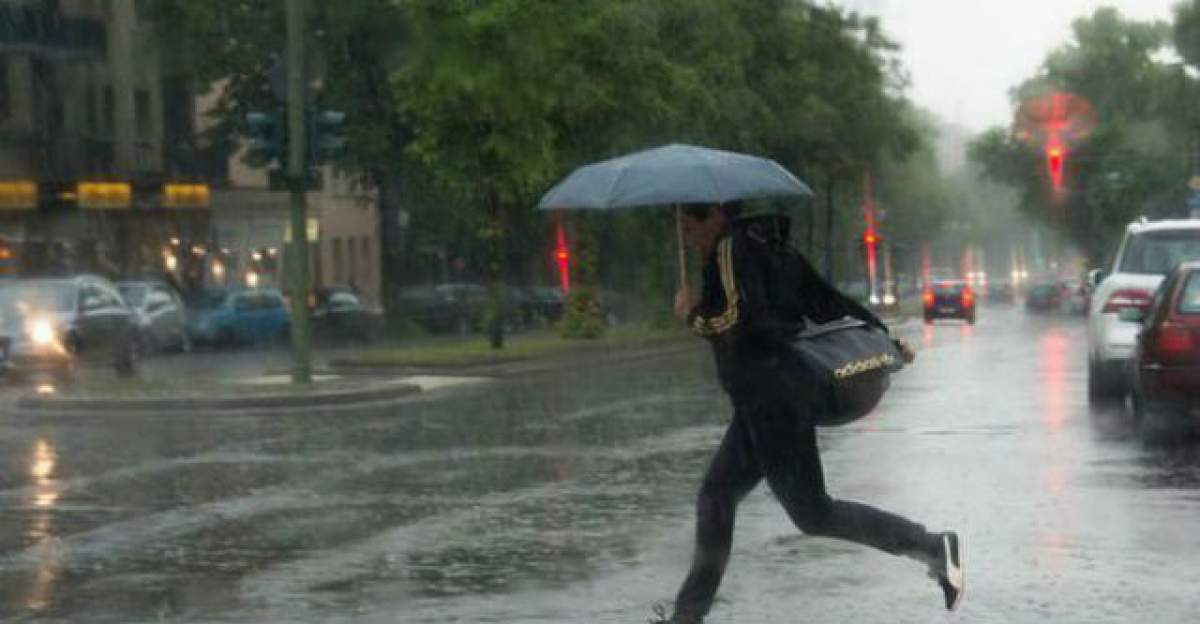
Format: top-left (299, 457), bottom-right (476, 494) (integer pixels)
top-left (2, 307), bottom-right (1200, 623)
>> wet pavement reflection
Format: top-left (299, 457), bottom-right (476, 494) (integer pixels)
top-left (2, 308), bottom-right (1200, 622)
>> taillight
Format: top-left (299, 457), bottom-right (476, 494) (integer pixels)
top-left (1101, 289), bottom-right (1152, 314)
top-left (962, 287), bottom-right (974, 307)
top-left (1156, 322), bottom-right (1195, 355)
top-left (923, 290), bottom-right (934, 307)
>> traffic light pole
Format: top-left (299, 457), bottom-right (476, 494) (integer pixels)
top-left (286, 0), bottom-right (312, 384)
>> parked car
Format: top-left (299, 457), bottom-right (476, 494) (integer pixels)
top-left (1024, 282), bottom-right (1064, 313)
top-left (397, 282), bottom-right (533, 334)
top-left (1061, 278), bottom-right (1088, 315)
top-left (187, 287), bottom-right (291, 346)
top-left (987, 280), bottom-right (1015, 305)
top-left (119, 280), bottom-right (191, 353)
top-left (525, 286), bottom-right (567, 323)
top-left (311, 286), bottom-right (383, 343)
top-left (1125, 261), bottom-right (1200, 437)
top-left (0, 276), bottom-right (140, 378)
top-left (397, 283), bottom-right (485, 335)
top-left (923, 279), bottom-right (976, 324)
top-left (1088, 219), bottom-right (1200, 403)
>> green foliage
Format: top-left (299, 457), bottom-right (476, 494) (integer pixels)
top-left (559, 287), bottom-right (607, 340)
top-left (970, 7), bottom-right (1191, 264)
top-left (143, 0), bottom-right (937, 342)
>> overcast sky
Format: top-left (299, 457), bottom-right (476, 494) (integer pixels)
top-left (841, 0), bottom-right (1181, 132)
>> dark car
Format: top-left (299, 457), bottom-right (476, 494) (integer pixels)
top-left (1025, 282), bottom-right (1063, 313)
top-left (187, 287), bottom-right (291, 346)
top-left (1126, 262), bottom-right (1200, 437)
top-left (398, 282), bottom-right (533, 334)
top-left (525, 286), bottom-right (567, 324)
top-left (311, 286), bottom-right (383, 343)
top-left (119, 281), bottom-right (191, 353)
top-left (923, 280), bottom-right (976, 324)
top-left (397, 283), bottom-right (484, 335)
top-left (0, 276), bottom-right (140, 378)
top-left (987, 280), bottom-right (1015, 305)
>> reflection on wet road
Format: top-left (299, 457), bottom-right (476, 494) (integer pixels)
top-left (2, 308), bottom-right (1200, 622)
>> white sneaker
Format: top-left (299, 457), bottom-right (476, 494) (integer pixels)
top-left (934, 532), bottom-right (964, 611)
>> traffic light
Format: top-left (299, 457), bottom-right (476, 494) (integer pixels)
top-left (1046, 143), bottom-right (1065, 192)
top-left (863, 228), bottom-right (879, 248)
top-left (309, 110), bottom-right (346, 165)
top-left (244, 110), bottom-right (285, 166)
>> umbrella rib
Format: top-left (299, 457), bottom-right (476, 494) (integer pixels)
top-left (602, 160), bottom-right (632, 209)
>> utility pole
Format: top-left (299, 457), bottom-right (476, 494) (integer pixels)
top-left (286, 0), bottom-right (312, 384)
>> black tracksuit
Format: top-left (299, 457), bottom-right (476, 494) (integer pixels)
top-left (673, 221), bottom-right (941, 620)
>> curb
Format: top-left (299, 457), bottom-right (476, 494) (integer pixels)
top-left (16, 379), bottom-right (422, 413)
top-left (329, 339), bottom-right (701, 378)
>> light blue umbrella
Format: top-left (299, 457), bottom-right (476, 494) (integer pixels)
top-left (538, 143), bottom-right (812, 211)
top-left (538, 143), bottom-right (813, 286)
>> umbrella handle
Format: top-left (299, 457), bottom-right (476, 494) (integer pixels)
top-left (675, 205), bottom-right (688, 291)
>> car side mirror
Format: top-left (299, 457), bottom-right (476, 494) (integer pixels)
top-left (1117, 307), bottom-right (1145, 323)
top-left (1087, 269), bottom-right (1106, 288)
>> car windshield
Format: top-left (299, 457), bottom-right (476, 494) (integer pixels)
top-left (1119, 230), bottom-right (1200, 276)
top-left (190, 291), bottom-right (228, 309)
top-left (933, 283), bottom-right (963, 294)
top-left (0, 282), bottom-right (75, 314)
top-left (118, 285), bottom-right (147, 307)
top-left (1179, 273), bottom-right (1200, 314)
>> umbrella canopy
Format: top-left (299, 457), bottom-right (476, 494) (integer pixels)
top-left (537, 143), bottom-right (813, 211)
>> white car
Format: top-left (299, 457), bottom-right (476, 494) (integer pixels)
top-left (1087, 218), bottom-right (1200, 402)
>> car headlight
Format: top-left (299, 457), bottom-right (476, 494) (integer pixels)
top-left (27, 319), bottom-right (57, 346)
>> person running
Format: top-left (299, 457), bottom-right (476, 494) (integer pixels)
top-left (652, 203), bottom-right (963, 624)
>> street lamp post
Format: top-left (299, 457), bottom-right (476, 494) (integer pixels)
top-left (286, 0), bottom-right (312, 384)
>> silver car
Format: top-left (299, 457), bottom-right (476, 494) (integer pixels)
top-left (119, 281), bottom-right (191, 353)
top-left (0, 276), bottom-right (141, 378)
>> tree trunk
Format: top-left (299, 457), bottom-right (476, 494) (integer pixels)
top-left (375, 172), bottom-right (405, 319)
top-left (824, 175), bottom-right (836, 282)
top-left (485, 186), bottom-right (505, 350)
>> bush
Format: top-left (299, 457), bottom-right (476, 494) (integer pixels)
top-left (559, 287), bottom-right (606, 339)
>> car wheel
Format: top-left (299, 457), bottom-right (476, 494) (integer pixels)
top-left (217, 327), bottom-right (237, 348)
top-left (1087, 358), bottom-right (1120, 404)
top-left (114, 338), bottom-right (140, 378)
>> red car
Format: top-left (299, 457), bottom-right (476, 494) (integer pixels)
top-left (923, 280), bottom-right (976, 324)
top-left (1127, 261), bottom-right (1200, 437)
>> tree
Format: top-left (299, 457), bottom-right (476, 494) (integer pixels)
top-left (147, 0), bottom-right (414, 311)
top-left (970, 7), bottom-right (1187, 264)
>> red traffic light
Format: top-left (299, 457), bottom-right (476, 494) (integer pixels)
top-left (1046, 144), bottom-right (1065, 191)
top-left (863, 229), bottom-right (879, 247)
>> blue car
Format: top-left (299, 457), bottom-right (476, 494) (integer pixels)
top-left (187, 288), bottom-right (291, 346)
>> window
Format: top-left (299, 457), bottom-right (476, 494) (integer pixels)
top-left (0, 59), bottom-right (9, 123)
top-left (348, 236), bottom-right (358, 285)
top-left (1180, 273), bottom-right (1200, 315)
top-left (361, 235), bottom-right (370, 264)
top-left (332, 237), bottom-right (344, 284)
top-left (135, 88), bottom-right (152, 139)
top-left (86, 84), bottom-right (99, 133)
top-left (102, 85), bottom-right (115, 135)
top-left (1120, 230), bottom-right (1200, 276)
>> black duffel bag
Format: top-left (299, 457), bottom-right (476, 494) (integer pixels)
top-left (788, 316), bottom-right (906, 426)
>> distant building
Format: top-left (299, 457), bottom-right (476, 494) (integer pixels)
top-left (0, 0), bottom-right (380, 304)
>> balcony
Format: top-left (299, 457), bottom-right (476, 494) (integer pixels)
top-left (0, 3), bottom-right (106, 59)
